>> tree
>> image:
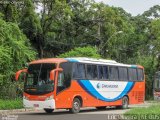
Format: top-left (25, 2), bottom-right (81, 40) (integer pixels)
top-left (90, 3), bottom-right (136, 61)
top-left (149, 19), bottom-right (160, 70)
top-left (0, 17), bottom-right (36, 98)
top-left (0, 0), bottom-right (20, 22)
top-left (57, 46), bottom-right (101, 58)
top-left (41, 0), bottom-right (73, 57)
top-left (20, 0), bottom-right (42, 57)
top-left (143, 5), bottom-right (160, 19)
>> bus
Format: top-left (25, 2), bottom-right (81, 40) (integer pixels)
top-left (153, 71), bottom-right (160, 100)
top-left (15, 57), bottom-right (145, 113)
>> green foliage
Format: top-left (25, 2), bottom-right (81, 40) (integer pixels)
top-left (41, 0), bottom-right (74, 57)
top-left (20, 0), bottom-right (42, 38)
top-left (150, 19), bottom-right (160, 37)
top-left (0, 0), bottom-right (20, 22)
top-left (143, 5), bottom-right (160, 18)
top-left (0, 17), bottom-right (37, 99)
top-left (150, 19), bottom-right (160, 71)
top-left (19, 0), bottom-right (42, 56)
top-left (124, 104), bottom-right (160, 120)
top-left (0, 99), bottom-right (23, 110)
top-left (57, 46), bottom-right (101, 58)
top-left (150, 19), bottom-right (160, 54)
top-left (135, 55), bottom-right (157, 98)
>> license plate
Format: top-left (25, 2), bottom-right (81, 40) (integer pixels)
top-left (34, 104), bottom-right (39, 107)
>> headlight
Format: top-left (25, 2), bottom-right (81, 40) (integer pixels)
top-left (45, 95), bottom-right (54, 101)
top-left (23, 96), bottom-right (29, 100)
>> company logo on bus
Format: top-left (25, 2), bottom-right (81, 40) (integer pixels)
top-left (97, 83), bottom-right (101, 89)
top-left (96, 83), bottom-right (118, 89)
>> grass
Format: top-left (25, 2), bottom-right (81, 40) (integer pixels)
top-left (0, 98), bottom-right (23, 110)
top-left (124, 104), bottom-right (160, 120)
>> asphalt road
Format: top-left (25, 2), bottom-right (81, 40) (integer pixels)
top-left (15, 108), bottom-right (129, 120)
top-left (0, 103), bottom-right (152, 120)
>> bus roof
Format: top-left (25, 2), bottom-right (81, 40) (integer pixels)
top-left (29, 57), bottom-right (143, 68)
top-left (65, 57), bottom-right (143, 68)
top-left (30, 58), bottom-right (67, 64)
top-left (65, 57), bottom-right (117, 63)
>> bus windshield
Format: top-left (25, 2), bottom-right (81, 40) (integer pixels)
top-left (24, 63), bottom-right (56, 95)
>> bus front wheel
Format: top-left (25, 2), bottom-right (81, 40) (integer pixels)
top-left (69, 98), bottom-right (81, 113)
top-left (44, 108), bottom-right (54, 113)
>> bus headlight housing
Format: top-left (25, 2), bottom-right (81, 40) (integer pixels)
top-left (23, 96), bottom-right (29, 100)
top-left (45, 95), bottom-right (54, 101)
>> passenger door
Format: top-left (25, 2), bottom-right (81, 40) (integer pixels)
top-left (55, 62), bottom-right (72, 108)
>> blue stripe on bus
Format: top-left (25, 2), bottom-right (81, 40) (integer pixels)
top-left (131, 65), bottom-right (137, 68)
top-left (78, 80), bottom-right (134, 102)
top-left (65, 58), bottom-right (78, 62)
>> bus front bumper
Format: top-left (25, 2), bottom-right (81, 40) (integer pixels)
top-left (23, 98), bottom-right (55, 109)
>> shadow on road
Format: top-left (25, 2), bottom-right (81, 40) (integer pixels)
top-left (19, 107), bottom-right (131, 116)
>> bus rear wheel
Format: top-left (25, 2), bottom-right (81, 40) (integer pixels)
top-left (44, 108), bottom-right (54, 113)
top-left (69, 98), bottom-right (81, 114)
top-left (122, 96), bottom-right (129, 109)
top-left (117, 96), bottom-right (129, 109)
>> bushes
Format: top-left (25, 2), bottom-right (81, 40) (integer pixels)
top-left (0, 99), bottom-right (23, 110)
top-left (57, 46), bottom-right (101, 58)
top-left (0, 18), bottom-right (37, 99)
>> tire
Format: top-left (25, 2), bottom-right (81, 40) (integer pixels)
top-left (96, 106), bottom-right (106, 110)
top-left (117, 96), bottom-right (129, 109)
top-left (69, 98), bottom-right (81, 113)
top-left (44, 108), bottom-right (54, 113)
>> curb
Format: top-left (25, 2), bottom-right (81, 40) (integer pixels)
top-left (0, 109), bottom-right (34, 114)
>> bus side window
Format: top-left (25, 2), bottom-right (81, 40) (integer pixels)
top-left (137, 68), bottom-right (144, 81)
top-left (73, 63), bottom-right (85, 79)
top-left (109, 66), bottom-right (119, 81)
top-left (128, 68), bottom-right (138, 81)
top-left (87, 64), bottom-right (98, 80)
top-left (119, 67), bottom-right (128, 81)
top-left (58, 72), bottom-right (65, 87)
top-left (98, 66), bottom-right (104, 79)
top-left (103, 66), bottom-right (109, 80)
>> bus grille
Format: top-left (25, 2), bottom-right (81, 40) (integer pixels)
top-left (137, 91), bottom-right (144, 102)
top-left (133, 91), bottom-right (144, 102)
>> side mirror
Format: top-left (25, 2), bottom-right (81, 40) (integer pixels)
top-left (15, 69), bottom-right (27, 81)
top-left (50, 68), bottom-right (63, 80)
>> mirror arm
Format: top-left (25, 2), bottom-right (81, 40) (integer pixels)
top-left (15, 69), bottom-right (27, 81)
top-left (50, 70), bottom-right (56, 81)
top-left (50, 68), bottom-right (63, 81)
